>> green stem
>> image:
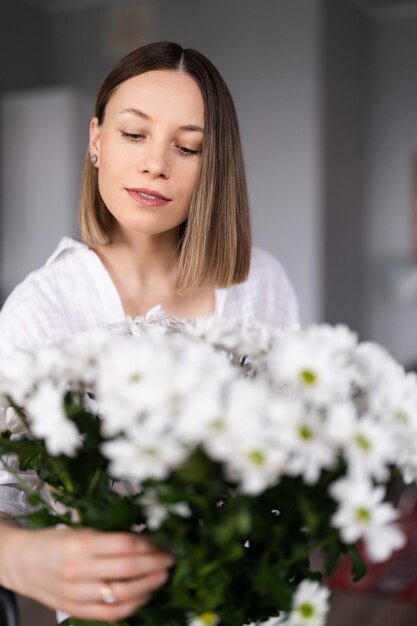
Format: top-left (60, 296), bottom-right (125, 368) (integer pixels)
top-left (86, 468), bottom-right (102, 497)
top-left (316, 533), bottom-right (339, 550)
top-left (55, 460), bottom-right (75, 495)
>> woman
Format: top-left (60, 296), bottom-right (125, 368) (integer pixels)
top-left (0, 42), bottom-right (298, 621)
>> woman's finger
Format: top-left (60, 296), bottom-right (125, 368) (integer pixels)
top-left (61, 595), bottom-right (151, 621)
top-left (64, 529), bottom-right (158, 558)
top-left (61, 552), bottom-right (174, 582)
top-left (64, 570), bottom-right (168, 604)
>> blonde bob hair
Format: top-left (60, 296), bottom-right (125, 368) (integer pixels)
top-left (80, 41), bottom-right (251, 294)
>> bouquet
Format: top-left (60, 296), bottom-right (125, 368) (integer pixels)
top-left (0, 313), bottom-right (416, 626)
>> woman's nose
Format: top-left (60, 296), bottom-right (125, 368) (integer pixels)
top-left (139, 142), bottom-right (170, 179)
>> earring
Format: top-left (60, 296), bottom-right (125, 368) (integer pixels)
top-left (91, 154), bottom-right (98, 166)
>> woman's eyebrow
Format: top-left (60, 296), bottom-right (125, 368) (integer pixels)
top-left (119, 107), bottom-right (204, 132)
top-left (119, 107), bottom-right (151, 120)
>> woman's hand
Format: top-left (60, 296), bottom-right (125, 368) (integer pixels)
top-left (0, 525), bottom-right (174, 621)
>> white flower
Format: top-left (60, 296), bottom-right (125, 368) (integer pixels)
top-left (305, 324), bottom-right (357, 353)
top-left (182, 315), bottom-right (273, 359)
top-left (109, 305), bottom-right (171, 337)
top-left (34, 343), bottom-right (69, 381)
top-left (26, 380), bottom-right (81, 456)
top-left (0, 350), bottom-right (36, 404)
top-left (96, 336), bottom-right (164, 434)
top-left (204, 380), bottom-right (288, 494)
top-left (175, 380), bottom-right (230, 446)
top-left (325, 402), bottom-right (358, 442)
top-left (288, 580), bottom-right (330, 626)
top-left (139, 488), bottom-right (169, 530)
top-left (140, 489), bottom-right (192, 530)
top-left (327, 408), bottom-right (395, 481)
top-left (169, 501), bottom-right (192, 518)
top-left (268, 329), bottom-right (352, 406)
top-left (330, 478), bottom-right (406, 562)
top-left (102, 426), bottom-right (187, 483)
top-left (0, 407), bottom-right (29, 436)
top-left (271, 399), bottom-right (336, 484)
top-left (0, 408), bottom-right (6, 432)
top-left (354, 342), bottom-right (405, 413)
top-left (174, 351), bottom-right (236, 446)
top-left (97, 333), bottom-right (231, 437)
top-left (62, 329), bottom-right (111, 385)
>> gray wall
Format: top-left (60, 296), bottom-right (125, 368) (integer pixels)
top-left (0, 88), bottom-right (90, 296)
top-left (0, 1), bottom-right (45, 90)
top-left (364, 15), bottom-right (417, 364)
top-left (323, 2), bottom-right (417, 366)
top-left (0, 0), bottom-right (324, 324)
top-left (323, 0), bottom-right (372, 336)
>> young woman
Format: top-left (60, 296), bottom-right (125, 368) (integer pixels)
top-left (0, 42), bottom-right (298, 621)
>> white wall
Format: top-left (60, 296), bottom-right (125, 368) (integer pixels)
top-left (364, 17), bottom-right (417, 364)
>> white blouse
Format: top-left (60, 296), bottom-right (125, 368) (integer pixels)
top-left (0, 236), bottom-right (298, 517)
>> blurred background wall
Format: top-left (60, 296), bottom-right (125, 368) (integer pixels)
top-left (1, 0), bottom-right (417, 364)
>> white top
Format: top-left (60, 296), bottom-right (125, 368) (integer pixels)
top-left (0, 236), bottom-right (298, 517)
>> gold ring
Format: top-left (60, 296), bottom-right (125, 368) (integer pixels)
top-left (100, 581), bottom-right (116, 604)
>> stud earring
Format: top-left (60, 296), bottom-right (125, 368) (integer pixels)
top-left (91, 154), bottom-right (98, 166)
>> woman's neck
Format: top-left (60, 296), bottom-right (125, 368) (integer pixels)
top-left (100, 227), bottom-right (179, 287)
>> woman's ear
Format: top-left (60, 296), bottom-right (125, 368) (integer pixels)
top-left (89, 117), bottom-right (101, 159)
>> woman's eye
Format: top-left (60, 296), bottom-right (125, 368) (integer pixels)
top-left (177, 145), bottom-right (200, 156)
top-left (121, 132), bottom-right (145, 142)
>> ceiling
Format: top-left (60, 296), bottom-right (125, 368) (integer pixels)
top-left (15, 0), bottom-right (124, 11)
top-left (351, 0), bottom-right (417, 17)
top-left (14, 0), bottom-right (417, 17)
top-left (360, 0), bottom-right (417, 5)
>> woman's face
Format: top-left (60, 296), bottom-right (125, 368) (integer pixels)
top-left (89, 70), bottom-right (204, 238)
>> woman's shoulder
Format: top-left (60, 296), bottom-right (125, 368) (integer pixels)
top-left (247, 246), bottom-right (295, 295)
top-left (222, 245), bottom-right (299, 327)
top-left (0, 237), bottom-right (92, 356)
top-left (44, 236), bottom-right (89, 267)
top-left (249, 245), bottom-right (288, 275)
top-left (2, 238), bottom-right (88, 310)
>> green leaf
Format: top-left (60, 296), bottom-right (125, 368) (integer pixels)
top-left (297, 493), bottom-right (320, 534)
top-left (323, 540), bottom-right (343, 577)
top-left (345, 544), bottom-right (367, 582)
top-left (22, 508), bottom-right (69, 529)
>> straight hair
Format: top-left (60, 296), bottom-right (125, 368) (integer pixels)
top-left (80, 41), bottom-right (251, 294)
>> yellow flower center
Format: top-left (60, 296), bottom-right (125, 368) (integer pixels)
top-left (142, 447), bottom-right (158, 457)
top-left (355, 434), bottom-right (371, 452)
top-left (299, 425), bottom-right (313, 441)
top-left (393, 410), bottom-right (408, 425)
top-left (199, 612), bottom-right (219, 625)
top-left (299, 602), bottom-right (315, 618)
top-left (248, 450), bottom-right (265, 466)
top-left (210, 418), bottom-right (225, 431)
top-left (356, 507), bottom-right (371, 523)
top-left (299, 369), bottom-right (317, 386)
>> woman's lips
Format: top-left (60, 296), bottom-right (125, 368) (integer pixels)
top-left (126, 188), bottom-right (171, 208)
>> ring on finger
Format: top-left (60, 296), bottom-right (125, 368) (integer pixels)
top-left (100, 581), bottom-right (117, 604)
